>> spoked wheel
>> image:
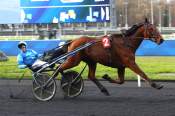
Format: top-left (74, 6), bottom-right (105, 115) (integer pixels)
top-left (32, 73), bottom-right (56, 101)
top-left (61, 70), bottom-right (84, 98)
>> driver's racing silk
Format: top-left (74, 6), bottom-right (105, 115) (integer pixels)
top-left (17, 49), bottom-right (39, 69)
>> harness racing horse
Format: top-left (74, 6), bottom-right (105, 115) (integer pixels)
top-left (56, 19), bottom-right (164, 96)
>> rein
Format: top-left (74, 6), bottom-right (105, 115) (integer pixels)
top-left (59, 38), bottom-right (103, 48)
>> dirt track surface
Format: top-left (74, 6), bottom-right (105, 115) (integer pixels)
top-left (0, 80), bottom-right (175, 116)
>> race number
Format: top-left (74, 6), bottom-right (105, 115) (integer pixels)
top-left (102, 37), bottom-right (111, 48)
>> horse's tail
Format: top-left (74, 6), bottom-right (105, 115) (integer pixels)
top-left (60, 40), bottom-right (72, 53)
top-left (65, 39), bottom-right (73, 46)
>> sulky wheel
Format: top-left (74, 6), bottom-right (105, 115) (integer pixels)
top-left (61, 70), bottom-right (84, 98)
top-left (32, 73), bottom-right (56, 101)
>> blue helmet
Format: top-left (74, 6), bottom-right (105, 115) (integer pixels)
top-left (18, 41), bottom-right (27, 49)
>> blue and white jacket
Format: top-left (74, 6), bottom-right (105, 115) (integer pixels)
top-left (17, 49), bottom-right (40, 69)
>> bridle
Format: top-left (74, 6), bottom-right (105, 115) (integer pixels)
top-left (143, 23), bottom-right (158, 42)
top-left (122, 23), bottom-right (158, 40)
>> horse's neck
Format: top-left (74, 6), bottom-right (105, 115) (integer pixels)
top-left (128, 30), bottom-right (144, 53)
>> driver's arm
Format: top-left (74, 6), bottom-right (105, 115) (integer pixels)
top-left (17, 54), bottom-right (27, 69)
top-left (31, 49), bottom-right (43, 58)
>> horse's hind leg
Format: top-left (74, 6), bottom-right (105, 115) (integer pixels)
top-left (102, 67), bottom-right (125, 84)
top-left (127, 61), bottom-right (163, 89)
top-left (60, 53), bottom-right (81, 71)
top-left (52, 53), bottom-right (81, 78)
top-left (88, 63), bottom-right (110, 96)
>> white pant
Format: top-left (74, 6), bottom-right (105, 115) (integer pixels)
top-left (32, 59), bottom-right (47, 69)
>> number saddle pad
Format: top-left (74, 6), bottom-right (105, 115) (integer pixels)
top-left (102, 36), bottom-right (111, 48)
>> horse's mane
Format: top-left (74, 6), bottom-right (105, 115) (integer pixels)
top-left (124, 23), bottom-right (144, 36)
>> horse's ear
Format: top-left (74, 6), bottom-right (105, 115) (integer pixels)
top-left (144, 18), bottom-right (149, 23)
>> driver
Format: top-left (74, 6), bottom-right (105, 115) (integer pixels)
top-left (17, 41), bottom-right (47, 70)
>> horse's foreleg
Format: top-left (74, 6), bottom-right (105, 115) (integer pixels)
top-left (102, 67), bottom-right (125, 84)
top-left (127, 61), bottom-right (163, 89)
top-left (88, 63), bottom-right (110, 96)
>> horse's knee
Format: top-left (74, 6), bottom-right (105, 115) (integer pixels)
top-left (118, 80), bottom-right (124, 84)
top-left (89, 77), bottom-right (95, 81)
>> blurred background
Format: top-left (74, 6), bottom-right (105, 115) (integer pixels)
top-left (0, 0), bottom-right (175, 40)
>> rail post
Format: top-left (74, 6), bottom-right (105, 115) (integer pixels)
top-left (137, 75), bottom-right (141, 87)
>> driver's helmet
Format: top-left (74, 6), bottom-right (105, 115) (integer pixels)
top-left (18, 41), bottom-right (27, 49)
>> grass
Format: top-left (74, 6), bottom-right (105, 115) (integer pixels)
top-left (1, 56), bottom-right (175, 80)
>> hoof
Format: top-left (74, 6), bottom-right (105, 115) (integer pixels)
top-left (102, 74), bottom-right (113, 83)
top-left (101, 88), bottom-right (110, 96)
top-left (151, 83), bottom-right (163, 90)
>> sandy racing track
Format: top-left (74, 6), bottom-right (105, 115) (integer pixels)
top-left (0, 80), bottom-right (175, 116)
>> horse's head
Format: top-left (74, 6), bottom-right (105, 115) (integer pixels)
top-left (141, 18), bottom-right (164, 45)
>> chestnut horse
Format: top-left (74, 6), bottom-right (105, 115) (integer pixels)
top-left (56, 19), bottom-right (164, 95)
